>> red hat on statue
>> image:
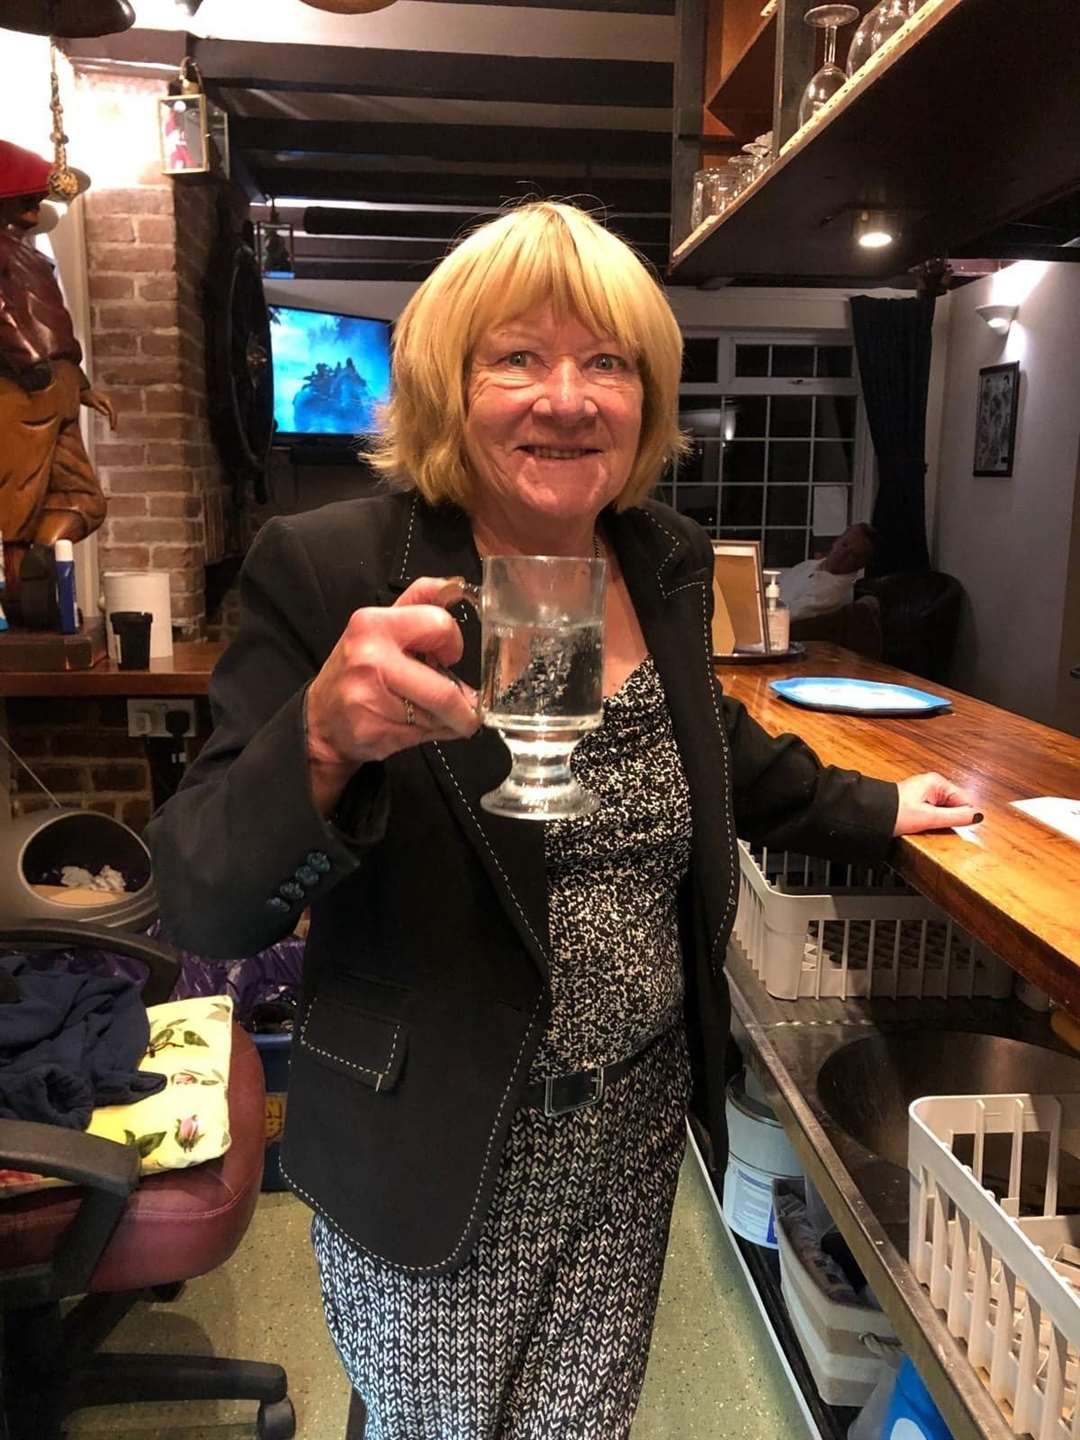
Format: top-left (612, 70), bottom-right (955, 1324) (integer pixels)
top-left (0, 140), bottom-right (53, 202)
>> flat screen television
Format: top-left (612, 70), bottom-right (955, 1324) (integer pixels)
top-left (268, 304), bottom-right (392, 442)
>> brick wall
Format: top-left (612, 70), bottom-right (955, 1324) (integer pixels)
top-left (77, 71), bottom-right (237, 640)
top-left (8, 698), bottom-right (153, 830)
top-left (8, 70), bottom-right (241, 834)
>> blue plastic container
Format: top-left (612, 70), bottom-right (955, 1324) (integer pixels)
top-left (882, 1357), bottom-right (953, 1440)
top-left (253, 1032), bottom-right (292, 1192)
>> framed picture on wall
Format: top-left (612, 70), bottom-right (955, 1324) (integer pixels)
top-left (973, 361), bottom-right (1020, 477)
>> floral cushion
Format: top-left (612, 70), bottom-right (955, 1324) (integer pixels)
top-left (0, 996), bottom-right (235, 1195)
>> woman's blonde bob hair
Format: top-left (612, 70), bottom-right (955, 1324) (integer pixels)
top-left (368, 201), bottom-right (686, 511)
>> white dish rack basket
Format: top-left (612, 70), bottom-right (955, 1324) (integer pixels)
top-left (908, 1092), bottom-right (1080, 1440)
top-left (733, 842), bottom-right (1013, 1001)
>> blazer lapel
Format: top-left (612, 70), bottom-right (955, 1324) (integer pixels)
top-left (385, 494), bottom-right (551, 978)
top-left (608, 506), bottom-right (740, 970)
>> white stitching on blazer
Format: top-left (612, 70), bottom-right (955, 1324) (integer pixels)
top-left (641, 510), bottom-right (738, 960)
top-left (431, 744), bottom-right (548, 959)
top-left (401, 491), bottom-right (419, 574)
top-left (280, 998), bottom-right (542, 1273)
top-left (281, 735), bottom-right (548, 1274)
top-left (299, 1004), bottom-right (402, 1090)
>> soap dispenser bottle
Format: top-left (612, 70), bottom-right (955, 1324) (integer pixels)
top-left (763, 569), bottom-right (789, 654)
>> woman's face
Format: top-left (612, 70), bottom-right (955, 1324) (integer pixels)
top-left (463, 307), bottom-right (643, 534)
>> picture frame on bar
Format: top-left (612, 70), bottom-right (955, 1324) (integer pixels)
top-left (973, 361), bottom-right (1020, 477)
top-left (711, 539), bottom-right (768, 656)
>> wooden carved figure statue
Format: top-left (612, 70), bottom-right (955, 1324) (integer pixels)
top-left (0, 140), bottom-right (116, 609)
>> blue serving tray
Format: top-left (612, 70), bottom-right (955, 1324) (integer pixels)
top-left (769, 676), bottom-right (952, 717)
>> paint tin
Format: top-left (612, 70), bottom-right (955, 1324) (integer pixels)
top-left (722, 1072), bottom-right (804, 1247)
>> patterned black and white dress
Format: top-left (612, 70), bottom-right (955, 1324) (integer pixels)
top-left (313, 657), bottom-right (694, 1440)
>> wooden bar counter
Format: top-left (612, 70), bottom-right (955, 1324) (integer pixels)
top-left (716, 643), bottom-right (1080, 1014)
top-left (0, 641), bottom-right (225, 698)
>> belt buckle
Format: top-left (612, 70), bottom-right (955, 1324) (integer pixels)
top-left (543, 1067), bottom-right (605, 1118)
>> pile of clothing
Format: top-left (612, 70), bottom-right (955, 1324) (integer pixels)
top-left (0, 954), bottom-right (164, 1128)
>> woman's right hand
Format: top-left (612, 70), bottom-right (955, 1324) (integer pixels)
top-left (305, 576), bottom-right (480, 813)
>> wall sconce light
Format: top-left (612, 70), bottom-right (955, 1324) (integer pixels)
top-left (158, 57), bottom-right (230, 179)
top-left (854, 209), bottom-right (897, 249)
top-left (256, 201), bottom-right (295, 279)
top-left (975, 303), bottom-right (1018, 336)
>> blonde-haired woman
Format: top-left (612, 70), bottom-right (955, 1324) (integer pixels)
top-left (149, 202), bottom-right (976, 1440)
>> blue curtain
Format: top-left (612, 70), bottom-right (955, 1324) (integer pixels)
top-left (849, 295), bottom-right (935, 574)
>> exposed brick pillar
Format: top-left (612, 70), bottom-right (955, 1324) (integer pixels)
top-left (76, 70), bottom-right (237, 638)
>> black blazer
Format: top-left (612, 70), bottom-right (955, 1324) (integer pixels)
top-left (148, 492), bottom-right (897, 1275)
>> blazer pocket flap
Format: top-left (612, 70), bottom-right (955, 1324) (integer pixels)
top-left (300, 992), bottom-right (407, 1093)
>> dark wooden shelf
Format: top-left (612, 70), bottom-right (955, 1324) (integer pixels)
top-left (0, 641), bottom-right (225, 698)
top-left (705, 9), bottom-right (776, 143)
top-left (672, 0), bottom-right (1080, 284)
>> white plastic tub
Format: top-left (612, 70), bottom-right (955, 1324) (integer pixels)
top-left (908, 1091), bottom-right (1080, 1439)
top-left (774, 1179), bottom-right (897, 1408)
top-left (733, 842), bottom-right (1013, 1002)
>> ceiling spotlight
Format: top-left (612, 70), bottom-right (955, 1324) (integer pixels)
top-left (854, 209), bottom-right (896, 249)
top-left (975, 303), bottom-right (1018, 336)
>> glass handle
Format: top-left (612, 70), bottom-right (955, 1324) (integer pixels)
top-left (432, 577), bottom-right (481, 614)
top-left (422, 577), bottom-right (482, 711)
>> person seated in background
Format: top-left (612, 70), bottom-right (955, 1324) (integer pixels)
top-left (780, 522), bottom-right (877, 622)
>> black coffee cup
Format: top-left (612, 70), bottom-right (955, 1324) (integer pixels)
top-left (110, 610), bottom-right (153, 670)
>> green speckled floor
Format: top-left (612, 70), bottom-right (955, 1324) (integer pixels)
top-left (67, 1150), bottom-right (809, 1439)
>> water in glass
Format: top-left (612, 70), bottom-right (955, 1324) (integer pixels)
top-left (478, 554), bottom-right (606, 820)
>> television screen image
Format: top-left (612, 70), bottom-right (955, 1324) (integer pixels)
top-left (268, 305), bottom-right (392, 439)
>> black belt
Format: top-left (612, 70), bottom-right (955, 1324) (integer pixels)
top-left (519, 1030), bottom-right (666, 1118)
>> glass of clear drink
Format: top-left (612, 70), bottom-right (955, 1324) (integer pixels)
top-left (463, 555), bottom-right (607, 820)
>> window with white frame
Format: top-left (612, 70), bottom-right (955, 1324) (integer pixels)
top-left (657, 332), bottom-right (871, 570)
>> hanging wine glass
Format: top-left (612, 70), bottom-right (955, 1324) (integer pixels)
top-left (797, 5), bottom-right (859, 131)
top-left (846, 0), bottom-right (920, 78)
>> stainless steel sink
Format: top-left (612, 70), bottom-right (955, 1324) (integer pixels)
top-left (816, 1030), bottom-right (1080, 1169)
top-left (726, 945), bottom-right (1080, 1440)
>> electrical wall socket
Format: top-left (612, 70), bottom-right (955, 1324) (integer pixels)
top-left (126, 699), bottom-right (197, 740)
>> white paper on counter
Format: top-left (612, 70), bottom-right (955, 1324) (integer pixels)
top-left (1010, 796), bottom-right (1080, 844)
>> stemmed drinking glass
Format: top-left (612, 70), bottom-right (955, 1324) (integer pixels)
top-left (797, 4), bottom-right (859, 131)
top-left (846, 0), bottom-right (920, 77)
top-left (446, 555), bottom-right (608, 821)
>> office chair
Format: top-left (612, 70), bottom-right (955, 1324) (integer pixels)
top-left (0, 921), bottom-right (294, 1439)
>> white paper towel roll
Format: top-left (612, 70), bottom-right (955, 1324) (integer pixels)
top-left (102, 571), bottom-right (173, 661)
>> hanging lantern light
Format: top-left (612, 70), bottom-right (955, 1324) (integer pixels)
top-left (46, 40), bottom-right (89, 205)
top-left (256, 201), bottom-right (295, 280)
top-left (158, 57), bottom-right (230, 179)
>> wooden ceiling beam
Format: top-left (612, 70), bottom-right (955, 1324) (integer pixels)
top-left (291, 235), bottom-right (670, 265)
top-left (257, 167), bottom-right (670, 211)
top-left (231, 117), bottom-right (671, 167)
top-left (413, 0), bottom-right (674, 11)
top-left (300, 205), bottom-right (671, 248)
top-left (196, 40), bottom-right (672, 109)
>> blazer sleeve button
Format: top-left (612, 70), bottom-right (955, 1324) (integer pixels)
top-left (295, 865), bottom-right (320, 889)
top-left (306, 851), bottom-right (331, 873)
top-left (279, 881), bottom-right (305, 902)
top-left (267, 896), bottom-right (290, 914)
